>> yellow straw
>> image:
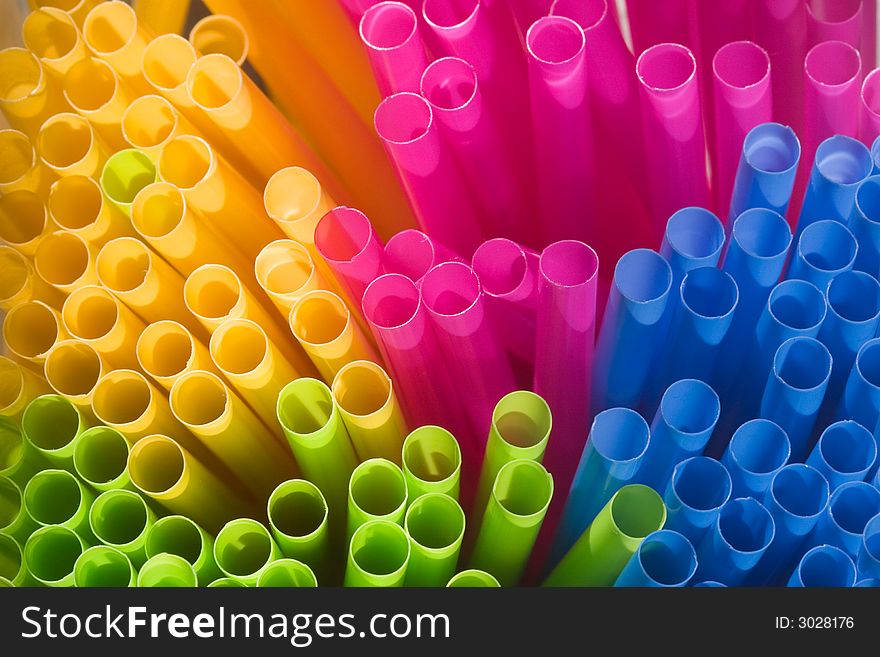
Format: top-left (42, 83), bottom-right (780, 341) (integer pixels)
top-left (28, 1), bottom-right (100, 28)
top-left (136, 321), bottom-right (217, 393)
top-left (2, 300), bottom-right (66, 366)
top-left (188, 14), bottom-right (248, 65)
top-left (0, 128), bottom-right (53, 197)
top-left (81, 1), bottom-right (152, 92)
top-left (63, 57), bottom-right (133, 149)
top-left (1, 246), bottom-right (63, 311)
top-left (141, 34), bottom-right (197, 110)
top-left (254, 239), bottom-right (330, 317)
top-left (34, 230), bottom-right (99, 293)
top-left (0, 48), bottom-right (69, 137)
top-left (47, 175), bottom-right (132, 247)
top-left (133, 0), bottom-right (190, 36)
top-left (121, 95), bottom-right (195, 159)
top-left (36, 112), bottom-right (106, 178)
top-left (60, 285), bottom-right (145, 368)
top-left (0, 190), bottom-right (52, 258)
top-left (43, 339), bottom-right (105, 413)
top-left (22, 7), bottom-right (88, 77)
top-left (0, 356), bottom-right (50, 421)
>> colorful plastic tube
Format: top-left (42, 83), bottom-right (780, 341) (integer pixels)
top-left (861, 69), bottom-right (880, 145)
top-left (789, 544), bottom-right (857, 587)
top-left (345, 519), bottom-right (410, 587)
top-left (552, 408), bottom-right (650, 563)
top-left (21, 394), bottom-right (86, 470)
top-left (850, 175), bottom-right (880, 277)
top-left (0, 247), bottom-right (41, 312)
top-left (728, 123), bottom-right (801, 223)
top-left (546, 484), bottom-right (666, 587)
top-left (401, 426), bottom-right (461, 501)
top-left (73, 545), bottom-right (136, 587)
top-left (0, 128), bottom-right (52, 198)
top-left (813, 481), bottom-right (880, 557)
top-left (61, 57), bottom-right (130, 150)
top-left (34, 231), bottom-right (100, 294)
top-left (188, 14), bottom-right (248, 64)
top-left (660, 207), bottom-right (726, 289)
top-left (267, 479), bottom-right (331, 584)
top-left (255, 239), bottom-right (329, 317)
top-left (257, 559), bottom-right (317, 588)
top-left (42, 341), bottom-right (103, 414)
top-left (721, 419), bottom-right (791, 500)
top-left (315, 206), bottom-right (384, 306)
top-left (838, 338), bottom-right (880, 430)
top-left (213, 518), bottom-right (280, 586)
top-left (0, 534), bottom-right (32, 586)
top-left (0, 193), bottom-right (50, 261)
top-left (359, 1), bottom-right (428, 95)
top-left (615, 529), bottom-right (697, 588)
top-left (3, 300), bottom-right (65, 366)
top-left (81, 0), bottom-right (150, 91)
top-left (99, 148), bottom-right (157, 217)
top-left (136, 321), bottom-right (214, 393)
top-left (446, 569), bottom-right (499, 587)
top-left (383, 231), bottom-right (459, 284)
top-left (122, 95), bottom-right (192, 159)
top-left (47, 175), bottom-right (131, 247)
top-left (858, 513), bottom-right (880, 581)
top-left (347, 458), bottom-right (408, 538)
top-left (0, 359), bottom-right (49, 426)
top-left (807, 421), bottom-right (877, 491)
top-left (137, 553), bottom-right (197, 588)
top-left (24, 525), bottom-right (85, 587)
top-left (0, 476), bottom-right (36, 544)
top-left (788, 220), bottom-right (858, 291)
top-left (332, 360), bottom-right (407, 463)
top-left (88, 489), bottom-right (154, 568)
top-left (404, 492), bottom-right (465, 587)
top-left (470, 460), bottom-right (553, 586)
top-left (36, 112), bottom-right (104, 178)
top-left (145, 515), bottom-right (220, 586)
top-left (23, 468), bottom-right (93, 541)
top-left (73, 426), bottom-right (130, 492)
top-left (140, 32), bottom-right (201, 110)
top-left (805, 0), bottom-right (863, 46)
top-left (0, 48), bottom-right (68, 138)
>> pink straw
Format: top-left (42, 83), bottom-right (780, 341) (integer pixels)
top-left (861, 69), bottom-right (880, 145)
top-left (864, 0), bottom-right (877, 71)
top-left (341, 0), bottom-right (421, 21)
top-left (314, 207), bottom-right (385, 305)
top-left (359, 2), bottom-right (429, 96)
top-left (625, 0), bottom-right (695, 54)
top-left (712, 41), bottom-right (773, 218)
top-left (636, 43), bottom-right (710, 240)
top-left (382, 229), bottom-right (459, 284)
top-left (374, 92), bottom-right (482, 257)
top-left (806, 0), bottom-right (863, 49)
top-left (508, 0), bottom-right (552, 34)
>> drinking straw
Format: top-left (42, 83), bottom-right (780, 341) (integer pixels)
top-left (137, 553), bottom-right (197, 588)
top-left (267, 479), bottom-right (331, 584)
top-left (145, 515), bottom-right (220, 586)
top-left (721, 420), bottom-right (791, 499)
top-left (188, 14), bottom-right (248, 65)
top-left (121, 95), bottom-right (193, 160)
top-left (806, 0), bottom-right (863, 47)
top-left (525, 16), bottom-right (592, 246)
top-left (615, 529), bottom-right (697, 588)
top-left (446, 569), bottom-right (500, 587)
top-left (838, 338), bottom-right (880, 430)
top-left (663, 457), bottom-right (733, 547)
top-left (850, 175), bottom-right (880, 277)
top-left (858, 513), bottom-right (880, 580)
top-left (0, 534), bottom-right (33, 587)
top-left (21, 394), bottom-right (85, 469)
top-left (290, 290), bottom-right (379, 383)
top-left (48, 175), bottom-right (131, 247)
top-left (624, 0), bottom-right (692, 52)
top-left (813, 481), bottom-right (880, 557)
top-left (0, 247), bottom-right (43, 312)
top-left (99, 149), bottom-right (157, 217)
top-left (73, 426), bottom-right (131, 493)
top-left (81, 1), bottom-right (151, 92)
top-left (0, 476), bottom-right (37, 544)
top-left (129, 435), bottom-right (252, 532)
top-left (728, 123), bottom-right (801, 223)
top-left (140, 33), bottom-right (200, 110)
top-left (374, 92), bottom-right (482, 256)
top-left (401, 426), bottom-right (462, 502)
top-left (470, 460), bottom-right (553, 586)
top-left (88, 489), bottom-right (154, 568)
top-left (359, 2), bottom-right (428, 96)
top-left (788, 220), bottom-right (858, 291)
top-left (133, 0), bottom-right (189, 36)
top-left (24, 525), bottom-right (85, 587)
top-left (0, 128), bottom-right (52, 197)
top-left (789, 544), bottom-right (857, 587)
top-left (3, 300), bottom-right (65, 365)
top-left (347, 458), bottom-right (408, 537)
top-left (257, 559), bottom-right (318, 588)
top-left (0, 358), bottom-right (50, 425)
top-left (636, 43), bottom-right (709, 233)
top-left (315, 206), bottom-right (384, 306)
top-left (136, 321), bottom-right (213, 393)
top-left (660, 208), bottom-right (726, 288)
top-left (552, 408), bottom-right (650, 563)
top-left (23, 469), bottom-right (93, 540)
top-left (34, 231), bottom-right (100, 294)
top-left (254, 240), bottom-right (329, 318)
top-left (546, 484), bottom-right (666, 587)
top-left (404, 493), bottom-right (466, 587)
top-left (43, 340), bottom-right (105, 414)
top-left (62, 58), bottom-right (132, 150)
top-left (0, 47), bottom-right (68, 138)
top-left (207, 578), bottom-right (245, 588)
top-left (276, 378), bottom-right (358, 526)
top-left (36, 112), bottom-right (104, 178)
top-left (332, 360), bottom-right (408, 463)
top-left (73, 545), bottom-right (136, 587)
top-left (214, 518), bottom-right (280, 586)
top-left (382, 229), bottom-right (459, 283)
top-left (0, 191), bottom-right (50, 259)
top-left (345, 519), bottom-right (410, 587)
top-left (641, 379), bottom-right (721, 491)
top-left (807, 421), bottom-right (877, 491)
top-left (861, 70), bottom-right (880, 144)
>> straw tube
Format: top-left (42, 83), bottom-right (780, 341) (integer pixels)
top-left (43, 340), bottom-right (104, 413)
top-left (267, 479), bottom-right (330, 584)
top-left (663, 457), bottom-right (733, 545)
top-left (359, 1), bottom-right (428, 95)
top-left (722, 420), bottom-right (791, 500)
top-left (404, 493), bottom-right (465, 587)
top-left (137, 553), bottom-right (197, 587)
top-left (0, 48), bottom-right (68, 138)
top-left (257, 559), bottom-right (317, 588)
top-left (34, 231), bottom-right (99, 294)
top-left (0, 128), bottom-right (52, 197)
top-left (813, 481), bottom-right (880, 557)
top-left (401, 426), bottom-right (461, 502)
top-left (0, 191), bottom-right (50, 259)
top-left (0, 359), bottom-right (49, 425)
top-left (23, 468), bottom-right (94, 540)
top-left (21, 394), bottom-right (86, 469)
top-left (787, 220), bottom-right (857, 291)
top-left (121, 94), bottom-right (193, 159)
top-left (858, 513), bottom-right (880, 581)
top-left (145, 515), bottom-right (220, 586)
top-left (48, 175), bottom-right (132, 246)
top-left (789, 544), bottom-right (857, 587)
top-left (446, 569), bottom-right (500, 587)
top-left (88, 489), bottom-right (154, 567)
top-left (382, 229), bottom-right (459, 283)
top-left (850, 175), bottom-right (880, 277)
top-left (345, 519), bottom-right (410, 587)
top-left (36, 112), bottom-right (104, 178)
top-left (73, 426), bottom-right (131, 492)
top-left (807, 421), bottom-right (876, 491)
top-left (74, 545), bottom-right (135, 587)
top-left (862, 69), bottom-right (880, 144)
top-left (62, 57), bottom-right (131, 149)
top-left (659, 208), bottom-right (726, 289)
top-left (140, 33), bottom-right (199, 108)
top-left (838, 338), bottom-right (880, 430)
top-left (3, 300), bottom-right (65, 366)
top-left (24, 525), bottom-right (85, 587)
top-left (615, 529), bottom-right (697, 588)
top-left (213, 518), bottom-right (280, 585)
top-left (0, 534), bottom-right (32, 586)
top-left (314, 206), bottom-right (385, 306)
top-left (0, 476), bottom-right (37, 544)
top-left (81, 1), bottom-right (151, 89)
top-left (0, 247), bottom-right (48, 312)
top-left (136, 321), bottom-right (213, 393)
top-left (188, 14), bottom-right (249, 65)
top-left (255, 239), bottom-right (328, 317)
top-left (99, 148), bottom-right (157, 216)
top-left (347, 458), bottom-right (407, 537)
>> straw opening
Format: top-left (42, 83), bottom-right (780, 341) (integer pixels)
top-left (0, 534), bottom-right (22, 581)
top-left (211, 320), bottom-right (267, 374)
top-left (493, 391), bottom-right (552, 449)
top-left (26, 526), bottom-right (81, 582)
top-left (798, 221), bottom-right (857, 273)
top-left (422, 0), bottom-right (477, 29)
top-left (771, 465), bottom-right (829, 518)
top-left (816, 136), bottom-right (872, 185)
top-left (75, 546), bottom-right (132, 587)
top-left (743, 124), bottom-right (801, 174)
top-left (666, 208), bottom-right (725, 260)
top-left (857, 340), bottom-right (880, 387)
top-left (807, 0), bottom-right (862, 22)
top-left (0, 478), bottom-right (20, 531)
top-left (62, 287), bottom-right (119, 340)
top-left (146, 516), bottom-right (203, 563)
top-left (768, 281), bottom-right (826, 331)
top-left (4, 302), bottom-right (58, 359)
top-left (732, 209), bottom-right (791, 259)
top-left (184, 265), bottom-right (241, 321)
top-left (333, 362), bottom-right (392, 417)
top-left (0, 249), bottom-right (28, 302)
top-left (493, 461), bottom-right (552, 517)
top-left (591, 408), bottom-right (649, 462)
top-left (37, 114), bottom-right (93, 169)
top-left (96, 238), bottom-right (151, 293)
top-left (660, 380), bottom-right (720, 435)
top-left (729, 420), bottom-right (790, 475)
top-left (0, 49), bottom-right (42, 103)
top-left (143, 35), bottom-right (197, 90)
top-left (420, 57), bottom-right (477, 112)
top-left (315, 207), bottom-right (372, 263)
top-left (137, 322), bottom-right (194, 378)
top-left (549, 0), bottom-right (607, 30)
top-left (83, 1), bottom-right (136, 54)
top-left (671, 457), bottom-right (731, 511)
top-left (25, 470), bottom-right (81, 524)
top-left (159, 136), bottom-right (212, 190)
top-left (277, 379), bottom-right (334, 435)
top-left (527, 16), bottom-right (585, 66)
top-left (374, 93), bottom-right (432, 145)
top-left (717, 499), bottom-right (774, 553)
top-left (215, 520), bottom-right (273, 576)
top-left (0, 361), bottom-right (24, 414)
top-left (101, 150), bottom-right (157, 205)
top-left (45, 341), bottom-right (102, 397)
top-left (382, 231), bottom-right (435, 281)
top-left (774, 338), bottom-right (831, 391)
top-left (291, 292), bottom-right (348, 345)
top-left (862, 70), bottom-right (880, 118)
top-left (681, 268), bottom-right (737, 318)
top-left (360, 2), bottom-right (418, 50)
top-left (48, 176), bottom-right (103, 231)
top-left (402, 427), bottom-right (460, 483)
top-left (93, 372), bottom-right (152, 425)
top-left (805, 41), bottom-right (861, 87)
top-left (74, 428), bottom-right (129, 485)
top-left (615, 249), bottom-right (671, 303)
top-left (362, 274), bottom-right (420, 329)
top-left (22, 396), bottom-right (79, 451)
top-left (35, 232), bottom-right (90, 286)
top-left (171, 373), bottom-right (228, 426)
top-left (90, 491), bottom-right (148, 545)
top-left (827, 271), bottom-right (880, 322)
top-left (637, 43), bottom-right (695, 91)
top-left (0, 191), bottom-right (45, 246)
top-left (856, 177), bottom-right (880, 223)
top-left (351, 459), bottom-right (407, 517)
top-left (638, 531), bottom-right (697, 585)
top-left (472, 239), bottom-right (529, 298)
top-left (129, 437), bottom-right (184, 494)
top-left (610, 485), bottom-right (666, 539)
top-left (422, 262), bottom-right (480, 316)
top-left (0, 130), bottom-right (36, 185)
top-left (189, 15), bottom-right (248, 65)
top-left (540, 240), bottom-right (598, 287)
top-left (830, 483), bottom-right (880, 534)
top-left (818, 422), bottom-right (876, 476)
top-left (798, 546), bottom-right (855, 587)
top-left (138, 553), bottom-right (196, 587)
top-left (123, 96), bottom-right (178, 150)
top-left (187, 54), bottom-right (242, 110)
top-left (63, 58), bottom-right (117, 112)
top-left (263, 167), bottom-right (322, 224)
top-left (350, 521), bottom-right (409, 575)
top-left (255, 241), bottom-right (313, 296)
top-left (406, 494), bottom-right (464, 550)
top-left (713, 41), bottom-right (769, 89)
top-left (269, 481), bottom-right (327, 539)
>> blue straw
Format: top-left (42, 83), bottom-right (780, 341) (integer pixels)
top-left (592, 249), bottom-right (672, 414)
top-left (552, 408), bottom-right (650, 563)
top-left (728, 122), bottom-right (801, 225)
top-left (872, 135), bottom-right (880, 174)
top-left (857, 513), bottom-right (880, 581)
top-left (615, 530), bottom-right (697, 588)
top-left (694, 497), bottom-right (775, 586)
top-left (806, 421), bottom-right (877, 491)
top-left (855, 578), bottom-right (880, 586)
top-left (787, 220), bottom-right (858, 291)
top-left (663, 457), bottom-right (732, 545)
top-left (848, 175), bottom-right (880, 277)
top-left (788, 544), bottom-right (856, 587)
top-left (659, 207), bottom-right (726, 288)
top-left (692, 580), bottom-right (727, 587)
top-left (837, 338), bottom-right (880, 431)
top-left (721, 419), bottom-right (790, 499)
top-left (812, 481), bottom-right (880, 558)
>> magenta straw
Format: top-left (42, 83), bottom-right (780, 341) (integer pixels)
top-left (806, 0), bottom-right (863, 49)
top-left (712, 42), bottom-right (772, 217)
top-left (420, 57), bottom-right (532, 246)
top-left (860, 70), bottom-right (880, 145)
top-left (343, 0), bottom-right (420, 21)
top-left (864, 0), bottom-right (877, 71)
top-left (374, 92), bottom-right (482, 257)
top-left (314, 207), bottom-right (384, 305)
top-left (625, 0), bottom-right (694, 55)
top-left (382, 229), bottom-right (458, 284)
top-left (525, 16), bottom-right (595, 248)
top-left (360, 2), bottom-right (429, 96)
top-left (637, 43), bottom-right (710, 240)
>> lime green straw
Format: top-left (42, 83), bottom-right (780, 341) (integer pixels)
top-left (73, 426), bottom-right (132, 492)
top-left (0, 533), bottom-right (35, 586)
top-left (344, 519), bottom-right (410, 587)
top-left (469, 459), bottom-right (553, 586)
top-left (21, 394), bottom-right (88, 470)
top-left (401, 426), bottom-right (461, 502)
top-left (347, 458), bottom-right (407, 538)
top-left (474, 391), bottom-right (551, 523)
top-left (214, 518), bottom-right (280, 586)
top-left (0, 416), bottom-right (43, 486)
top-left (137, 553), bottom-right (197, 587)
top-left (24, 468), bottom-right (95, 541)
top-left (100, 148), bottom-right (157, 216)
top-left (257, 558), bottom-right (318, 587)
top-left (267, 479), bottom-right (331, 584)
top-left (0, 576), bottom-right (12, 587)
top-left (74, 545), bottom-right (136, 587)
top-left (0, 475), bottom-right (37, 542)
top-left (207, 577), bottom-right (247, 587)
top-left (25, 525), bottom-right (85, 587)
top-left (145, 515), bottom-right (220, 586)
top-left (544, 484), bottom-right (667, 587)
top-left (404, 493), bottom-right (465, 587)
top-left (89, 489), bottom-right (155, 568)
top-left (446, 569), bottom-right (501, 587)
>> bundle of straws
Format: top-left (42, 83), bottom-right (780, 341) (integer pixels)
top-left (2, 0), bottom-right (880, 589)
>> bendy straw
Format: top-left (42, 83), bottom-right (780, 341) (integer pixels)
top-left (446, 569), bottom-right (500, 587)
top-left (21, 394), bottom-right (87, 469)
top-left (837, 338), bottom-right (880, 430)
top-left (615, 529), bottom-right (697, 588)
top-left (213, 518), bottom-right (280, 586)
top-left (73, 426), bottom-right (131, 492)
top-left (47, 175), bottom-right (132, 247)
top-left (24, 525), bottom-right (85, 587)
top-left (813, 481), bottom-right (880, 558)
top-left (36, 112), bottom-right (104, 178)
top-left (359, 1), bottom-right (428, 96)
top-left (345, 519), bottom-right (410, 587)
top-left (43, 340), bottom-right (105, 413)
top-left (347, 458), bottom-right (408, 537)
top-left (267, 479), bottom-right (331, 584)
top-left (721, 419), bottom-right (791, 500)
top-left (404, 493), bottom-right (465, 587)
top-left (850, 176), bottom-right (880, 277)
top-left (3, 300), bottom-right (65, 365)
top-left (0, 192), bottom-right (51, 259)
top-left (145, 515), bottom-right (221, 586)
top-left (787, 220), bottom-right (858, 291)
top-left (23, 468), bottom-right (94, 541)
top-left (257, 559), bottom-right (317, 588)
top-left (136, 321), bottom-right (216, 393)
top-left (0, 357), bottom-right (50, 424)
top-left (663, 457), bottom-right (732, 545)
top-left (315, 206), bottom-right (384, 306)
top-left (401, 426), bottom-right (462, 502)
top-left (789, 544), bottom-right (857, 587)
top-left (0, 476), bottom-right (37, 544)
top-left (88, 489), bottom-right (154, 568)
top-left (807, 421), bottom-right (877, 491)
top-left (74, 545), bottom-right (136, 587)
top-left (137, 553), bottom-right (197, 587)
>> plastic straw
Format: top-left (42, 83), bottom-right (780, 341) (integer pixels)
top-left (332, 360), bottom-right (408, 463)
top-left (401, 426), bottom-right (461, 502)
top-left (73, 545), bottom-right (135, 587)
top-left (345, 519), bottom-right (410, 587)
top-left (789, 543), bottom-right (857, 587)
top-left (34, 231), bottom-right (100, 294)
top-left (48, 175), bottom-right (131, 247)
top-left (43, 340), bottom-right (104, 413)
top-left (347, 458), bottom-right (407, 538)
top-left (813, 481), bottom-right (880, 557)
top-left (121, 95), bottom-right (193, 159)
top-left (807, 421), bottom-right (876, 491)
top-left (860, 69), bottom-right (880, 144)
top-left (255, 240), bottom-right (329, 317)
top-left (849, 175), bottom-right (880, 277)
top-left (858, 513), bottom-right (880, 581)
top-left (382, 229), bottom-right (458, 283)
top-left (137, 553), bottom-right (197, 587)
top-left (0, 247), bottom-right (43, 312)
top-left (23, 468), bottom-right (93, 541)
top-left (359, 1), bottom-right (428, 95)
top-left (470, 459), bottom-right (553, 586)
top-left (100, 149), bottom-right (157, 217)
top-left (660, 207), bottom-right (726, 286)
top-left (721, 419), bottom-right (791, 500)
top-left (615, 529), bottom-right (697, 587)
top-left (0, 47), bottom-right (68, 138)
top-left (0, 534), bottom-right (32, 587)
top-left (213, 518), bottom-right (280, 585)
top-left (3, 300), bottom-right (65, 366)
top-left (0, 128), bottom-right (52, 198)
top-left (73, 426), bottom-right (131, 492)
top-left (257, 559), bottom-right (317, 588)
top-left (404, 492), bottom-right (465, 587)
top-left (21, 394), bottom-right (85, 469)
top-left (806, 0), bottom-right (863, 46)
top-left (62, 57), bottom-right (131, 150)
top-left (0, 191), bottom-right (50, 259)
top-left (838, 338), bottom-right (880, 430)
top-left (140, 33), bottom-right (199, 109)
top-left (81, 1), bottom-right (151, 91)
top-left (0, 476), bottom-right (37, 544)
top-left (188, 14), bottom-right (248, 65)
top-left (315, 206), bottom-right (384, 306)
top-left (788, 220), bottom-right (858, 290)
top-left (663, 457), bottom-right (732, 546)
top-left (136, 321), bottom-right (212, 393)
top-left (24, 525), bottom-right (85, 587)
top-left (133, 0), bottom-right (190, 36)
top-left (267, 479), bottom-right (331, 584)
top-left (36, 112), bottom-right (104, 178)
top-left (446, 569), bottom-right (499, 587)
top-left (88, 489), bottom-right (154, 567)
top-left (145, 515), bottom-right (220, 586)
top-left (0, 358), bottom-right (50, 425)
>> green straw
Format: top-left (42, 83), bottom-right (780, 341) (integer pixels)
top-left (469, 459), bottom-right (553, 586)
top-left (145, 515), bottom-right (220, 586)
top-left (207, 577), bottom-right (247, 587)
top-left (474, 391), bottom-right (551, 523)
top-left (267, 479), bottom-right (331, 585)
top-left (89, 489), bottom-right (155, 568)
top-left (404, 493), bottom-right (465, 587)
top-left (347, 458), bottom-right (407, 538)
top-left (213, 518), bottom-right (280, 586)
top-left (0, 416), bottom-right (43, 486)
top-left (544, 484), bottom-right (667, 587)
top-left (137, 553), bottom-right (197, 587)
top-left (344, 519), bottom-right (410, 587)
top-left (25, 525), bottom-right (85, 587)
top-left (0, 533), bottom-right (34, 586)
top-left (74, 545), bottom-right (136, 587)
top-left (21, 394), bottom-right (87, 470)
top-left (100, 148), bottom-right (157, 216)
top-left (0, 475), bottom-right (37, 542)
top-left (446, 569), bottom-right (501, 587)
top-left (0, 576), bottom-right (12, 587)
top-left (256, 558), bottom-right (318, 587)
top-left (73, 426), bottom-right (132, 492)
top-left (23, 468), bottom-right (95, 542)
top-left (401, 426), bottom-right (461, 502)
